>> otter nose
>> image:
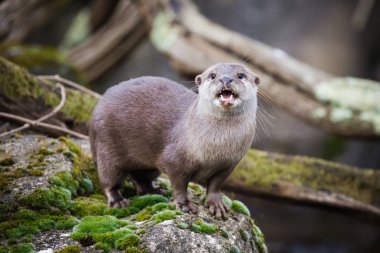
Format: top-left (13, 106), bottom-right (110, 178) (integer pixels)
top-left (219, 76), bottom-right (233, 85)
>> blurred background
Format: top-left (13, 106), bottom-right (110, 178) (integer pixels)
top-left (1, 0), bottom-right (379, 252)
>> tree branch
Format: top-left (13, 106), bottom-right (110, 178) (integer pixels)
top-left (146, 0), bottom-right (380, 139)
top-left (0, 112), bottom-right (88, 139)
top-left (225, 149), bottom-right (380, 222)
top-left (0, 82), bottom-right (66, 138)
top-left (0, 57), bottom-right (98, 135)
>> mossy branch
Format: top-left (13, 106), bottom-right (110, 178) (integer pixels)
top-left (0, 56), bottom-right (98, 135)
top-left (226, 149), bottom-right (380, 221)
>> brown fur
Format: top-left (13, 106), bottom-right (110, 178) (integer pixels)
top-left (90, 63), bottom-right (259, 218)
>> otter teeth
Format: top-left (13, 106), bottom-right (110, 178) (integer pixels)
top-left (220, 94), bottom-right (234, 102)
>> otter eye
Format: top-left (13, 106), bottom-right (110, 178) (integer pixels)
top-left (237, 73), bottom-right (246, 79)
top-left (210, 73), bottom-right (216, 80)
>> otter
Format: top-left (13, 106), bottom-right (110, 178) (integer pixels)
top-left (90, 63), bottom-right (260, 219)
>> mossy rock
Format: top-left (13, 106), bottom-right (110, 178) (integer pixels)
top-left (19, 187), bottom-right (73, 212)
top-left (54, 244), bottom-right (81, 253)
top-left (0, 134), bottom-right (266, 253)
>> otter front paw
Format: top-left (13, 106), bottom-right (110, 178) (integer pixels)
top-left (108, 198), bottom-right (130, 208)
top-left (205, 194), bottom-right (230, 219)
top-left (176, 201), bottom-right (198, 213)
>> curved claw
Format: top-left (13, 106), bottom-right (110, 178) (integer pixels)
top-left (109, 198), bottom-right (130, 208)
top-left (205, 199), bottom-right (230, 220)
top-left (176, 201), bottom-right (198, 214)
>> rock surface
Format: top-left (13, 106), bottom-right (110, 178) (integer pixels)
top-left (0, 134), bottom-right (267, 253)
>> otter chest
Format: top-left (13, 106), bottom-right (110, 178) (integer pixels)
top-left (185, 123), bottom-right (254, 182)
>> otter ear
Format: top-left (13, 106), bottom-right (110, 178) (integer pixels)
top-left (195, 75), bottom-right (202, 86)
top-left (254, 75), bottom-right (260, 85)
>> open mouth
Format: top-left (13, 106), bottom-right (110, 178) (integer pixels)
top-left (217, 89), bottom-right (238, 104)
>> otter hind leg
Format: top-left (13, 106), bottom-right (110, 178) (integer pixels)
top-left (129, 169), bottom-right (164, 195)
top-left (97, 154), bottom-right (130, 208)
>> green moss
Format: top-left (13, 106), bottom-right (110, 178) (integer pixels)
top-left (222, 194), bottom-right (233, 208)
top-left (220, 229), bottom-right (229, 238)
top-left (80, 178), bottom-right (94, 194)
top-left (127, 225), bottom-right (138, 230)
top-left (151, 202), bottom-right (175, 212)
top-left (49, 171), bottom-right (79, 196)
top-left (20, 187), bottom-right (73, 212)
top-left (0, 43), bottom-right (86, 82)
top-left (176, 222), bottom-right (189, 229)
top-left (4, 222), bottom-right (41, 240)
top-left (35, 218), bottom-right (56, 230)
top-left (134, 209), bottom-right (154, 222)
top-left (0, 56), bottom-right (39, 101)
top-left (71, 215), bottom-right (130, 249)
top-left (1, 208), bottom-right (79, 242)
top-left (56, 216), bottom-right (79, 230)
top-left (190, 219), bottom-right (217, 234)
top-left (13, 209), bottom-right (38, 220)
top-left (56, 137), bottom-right (100, 193)
top-left (251, 223), bottom-right (268, 253)
top-left (58, 137), bottom-right (81, 156)
top-left (94, 241), bottom-right (112, 252)
top-left (23, 234), bottom-right (33, 243)
top-left (104, 207), bottom-right (135, 218)
top-left (0, 243), bottom-right (35, 253)
top-left (55, 245), bottom-right (81, 253)
top-left (229, 245), bottom-right (241, 253)
top-left (63, 89), bottom-right (98, 122)
top-left (233, 149), bottom-right (380, 206)
top-left (129, 194), bottom-right (168, 211)
top-left (124, 246), bottom-right (142, 253)
top-left (89, 194), bottom-right (107, 201)
top-left (29, 168), bottom-right (44, 176)
top-left (188, 182), bottom-right (203, 196)
top-left (240, 229), bottom-right (250, 241)
top-left (0, 203), bottom-right (16, 222)
top-left (136, 229), bottom-right (146, 235)
top-left (0, 57), bottom-right (95, 123)
top-left (115, 234), bottom-right (140, 250)
top-left (151, 210), bottom-right (177, 223)
top-left (231, 200), bottom-right (250, 216)
top-left (38, 147), bottom-right (55, 156)
top-left (71, 196), bottom-right (107, 217)
top-left (71, 215), bottom-right (122, 236)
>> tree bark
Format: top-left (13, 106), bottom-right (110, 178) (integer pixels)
top-left (0, 57), bottom-right (98, 135)
top-left (67, 0), bottom-right (149, 81)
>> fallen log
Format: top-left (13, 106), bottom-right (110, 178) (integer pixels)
top-left (145, 0), bottom-right (380, 139)
top-left (226, 149), bottom-right (380, 222)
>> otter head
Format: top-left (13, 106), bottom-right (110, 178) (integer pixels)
top-left (195, 63), bottom-right (260, 111)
